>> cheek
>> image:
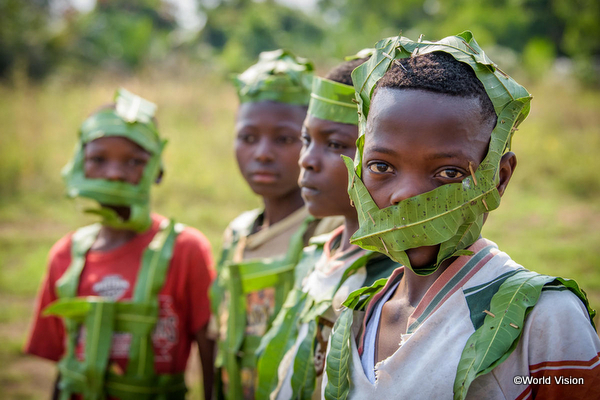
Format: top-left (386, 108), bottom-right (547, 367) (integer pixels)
top-left (234, 145), bottom-right (251, 173)
top-left (280, 144), bottom-right (302, 173)
top-left (362, 170), bottom-right (391, 209)
top-left (83, 160), bottom-right (99, 178)
top-left (132, 166), bottom-right (146, 185)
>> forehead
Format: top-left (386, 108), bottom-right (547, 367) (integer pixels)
top-left (305, 115), bottom-right (358, 137)
top-left (365, 88), bottom-right (491, 155)
top-left (236, 101), bottom-right (307, 127)
top-left (85, 136), bottom-right (149, 154)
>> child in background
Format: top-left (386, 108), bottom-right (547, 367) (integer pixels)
top-left (255, 53), bottom-right (397, 400)
top-left (323, 32), bottom-right (600, 399)
top-left (210, 50), bottom-right (341, 400)
top-left (25, 89), bottom-right (215, 400)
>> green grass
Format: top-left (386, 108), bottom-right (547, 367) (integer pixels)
top-left (0, 68), bottom-right (599, 398)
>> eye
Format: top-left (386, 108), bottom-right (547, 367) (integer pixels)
top-left (438, 168), bottom-right (465, 179)
top-left (86, 155), bottom-right (105, 164)
top-left (128, 158), bottom-right (148, 167)
top-left (328, 141), bottom-right (345, 150)
top-left (238, 133), bottom-right (257, 144)
top-left (276, 135), bottom-right (298, 145)
top-left (367, 162), bottom-right (394, 174)
top-left (301, 133), bottom-right (311, 147)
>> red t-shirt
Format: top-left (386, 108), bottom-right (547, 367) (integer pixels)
top-left (25, 214), bottom-right (215, 374)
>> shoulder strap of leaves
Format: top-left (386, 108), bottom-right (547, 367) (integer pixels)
top-left (453, 270), bottom-right (595, 400)
top-left (290, 319), bottom-right (318, 399)
top-left (324, 307), bottom-right (354, 400)
top-left (255, 289), bottom-right (308, 399)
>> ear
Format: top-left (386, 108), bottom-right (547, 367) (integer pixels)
top-left (155, 169), bottom-right (164, 185)
top-left (497, 152), bottom-right (517, 197)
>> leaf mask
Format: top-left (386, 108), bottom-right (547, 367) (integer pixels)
top-left (346, 31), bottom-right (532, 275)
top-left (62, 88), bottom-right (166, 232)
top-left (234, 49), bottom-right (314, 105)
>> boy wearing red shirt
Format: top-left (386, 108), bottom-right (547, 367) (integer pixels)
top-left (25, 89), bottom-right (215, 400)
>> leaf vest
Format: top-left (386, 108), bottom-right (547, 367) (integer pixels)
top-left (210, 210), bottom-right (317, 400)
top-left (44, 220), bottom-right (186, 400)
top-left (255, 234), bottom-right (398, 400)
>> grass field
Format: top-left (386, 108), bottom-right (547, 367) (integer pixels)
top-left (0, 67), bottom-right (599, 399)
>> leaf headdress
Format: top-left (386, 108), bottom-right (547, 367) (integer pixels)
top-left (234, 49), bottom-right (314, 105)
top-left (346, 31), bottom-right (532, 274)
top-left (62, 88), bottom-right (166, 232)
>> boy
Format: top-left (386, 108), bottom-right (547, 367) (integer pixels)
top-left (210, 49), bottom-right (341, 400)
top-left (323, 32), bottom-right (600, 399)
top-left (25, 89), bottom-right (215, 400)
top-left (254, 54), bottom-right (397, 400)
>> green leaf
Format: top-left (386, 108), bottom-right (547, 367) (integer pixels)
top-left (307, 76), bottom-right (358, 125)
top-left (290, 320), bottom-right (317, 400)
top-left (43, 297), bottom-right (92, 320)
top-left (342, 277), bottom-right (388, 311)
top-left (255, 293), bottom-right (307, 400)
top-left (234, 49), bottom-right (314, 105)
top-left (453, 270), bottom-right (555, 400)
top-left (553, 277), bottom-right (597, 330)
top-left (324, 308), bottom-right (353, 400)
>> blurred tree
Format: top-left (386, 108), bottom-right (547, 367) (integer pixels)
top-left (198, 0), bottom-right (325, 71)
top-left (0, 0), bottom-right (597, 83)
top-left (0, 0), bottom-right (57, 80)
top-left (317, 0), bottom-right (599, 82)
top-left (65, 0), bottom-right (177, 70)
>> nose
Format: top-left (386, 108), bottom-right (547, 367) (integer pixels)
top-left (104, 161), bottom-right (128, 182)
top-left (299, 141), bottom-right (320, 172)
top-left (389, 175), bottom-right (432, 205)
top-left (254, 137), bottom-right (275, 162)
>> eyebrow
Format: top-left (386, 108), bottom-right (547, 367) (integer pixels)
top-left (366, 146), bottom-right (398, 156)
top-left (424, 152), bottom-right (466, 161)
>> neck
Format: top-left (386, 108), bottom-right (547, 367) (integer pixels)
top-left (400, 257), bottom-right (454, 306)
top-left (340, 214), bottom-right (359, 252)
top-left (92, 225), bottom-right (139, 252)
top-left (261, 188), bottom-right (304, 227)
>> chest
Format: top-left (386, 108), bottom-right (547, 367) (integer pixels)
top-left (376, 297), bottom-right (415, 363)
top-left (76, 251), bottom-right (145, 300)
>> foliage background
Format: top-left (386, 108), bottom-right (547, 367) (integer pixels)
top-left (0, 0), bottom-right (599, 398)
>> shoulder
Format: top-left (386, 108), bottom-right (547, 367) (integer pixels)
top-left (48, 232), bottom-right (73, 263)
top-left (229, 209), bottom-right (262, 233)
top-left (515, 279), bottom-right (600, 364)
top-left (313, 215), bottom-right (345, 237)
top-left (528, 286), bottom-right (594, 329)
top-left (175, 225), bottom-right (211, 251)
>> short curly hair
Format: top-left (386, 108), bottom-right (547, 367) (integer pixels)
top-left (375, 52), bottom-right (496, 128)
top-left (325, 57), bottom-right (370, 86)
